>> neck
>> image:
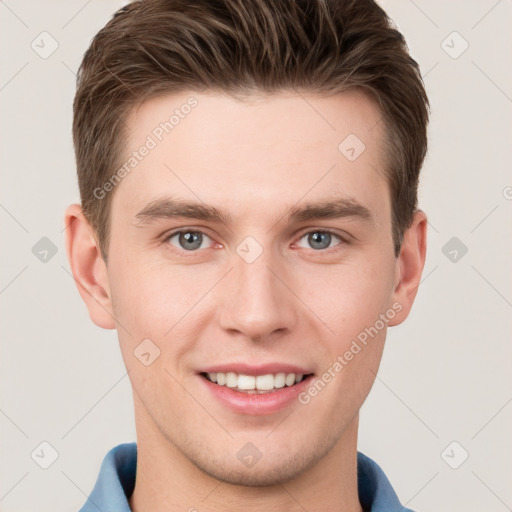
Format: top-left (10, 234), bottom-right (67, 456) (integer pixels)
top-left (129, 395), bottom-right (363, 512)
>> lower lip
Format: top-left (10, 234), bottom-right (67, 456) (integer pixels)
top-left (199, 374), bottom-right (314, 415)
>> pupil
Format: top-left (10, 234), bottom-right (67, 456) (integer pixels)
top-left (310, 232), bottom-right (330, 250)
top-left (180, 232), bottom-right (202, 250)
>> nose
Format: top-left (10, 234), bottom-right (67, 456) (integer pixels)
top-left (217, 244), bottom-right (298, 342)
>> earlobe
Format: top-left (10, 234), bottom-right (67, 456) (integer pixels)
top-left (388, 210), bottom-right (428, 326)
top-left (64, 204), bottom-right (116, 329)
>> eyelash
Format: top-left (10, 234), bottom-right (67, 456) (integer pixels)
top-left (163, 228), bottom-right (348, 254)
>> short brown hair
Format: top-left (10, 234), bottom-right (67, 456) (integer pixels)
top-left (73, 0), bottom-right (429, 259)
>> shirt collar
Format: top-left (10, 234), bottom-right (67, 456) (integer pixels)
top-left (79, 443), bottom-right (414, 512)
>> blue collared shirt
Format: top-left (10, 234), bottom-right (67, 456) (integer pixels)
top-left (79, 443), bottom-right (414, 511)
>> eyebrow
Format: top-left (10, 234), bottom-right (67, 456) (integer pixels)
top-left (134, 196), bottom-right (373, 226)
top-left (135, 198), bottom-right (232, 225)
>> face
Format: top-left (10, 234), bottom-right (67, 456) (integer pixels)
top-left (99, 90), bottom-right (404, 485)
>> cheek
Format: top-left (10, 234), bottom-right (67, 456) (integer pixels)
top-left (296, 257), bottom-right (396, 341)
top-left (293, 257), bottom-right (394, 415)
top-left (107, 262), bottom-right (210, 393)
top-left (109, 258), bottom-right (206, 329)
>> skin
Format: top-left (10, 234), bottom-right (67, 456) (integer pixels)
top-left (65, 89), bottom-right (427, 512)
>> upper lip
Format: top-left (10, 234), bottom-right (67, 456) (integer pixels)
top-left (198, 363), bottom-right (313, 376)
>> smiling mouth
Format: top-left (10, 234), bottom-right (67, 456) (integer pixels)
top-left (200, 371), bottom-right (314, 394)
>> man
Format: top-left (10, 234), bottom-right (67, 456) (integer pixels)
top-left (65, 0), bottom-right (428, 510)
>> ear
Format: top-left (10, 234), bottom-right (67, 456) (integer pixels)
top-left (64, 204), bottom-right (116, 329)
top-left (388, 210), bottom-right (428, 326)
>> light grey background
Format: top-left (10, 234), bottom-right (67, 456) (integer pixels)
top-left (1, 1), bottom-right (511, 511)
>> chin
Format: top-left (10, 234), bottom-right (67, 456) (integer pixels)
top-left (188, 436), bottom-right (336, 488)
top-left (198, 457), bottom-right (310, 487)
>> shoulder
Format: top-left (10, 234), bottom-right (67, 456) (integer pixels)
top-left (357, 451), bottom-right (415, 512)
top-left (79, 442), bottom-right (137, 512)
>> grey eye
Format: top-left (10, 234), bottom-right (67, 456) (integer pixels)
top-left (169, 231), bottom-right (208, 251)
top-left (297, 231), bottom-right (341, 250)
top-left (309, 232), bottom-right (331, 250)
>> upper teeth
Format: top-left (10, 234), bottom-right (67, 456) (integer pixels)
top-left (206, 372), bottom-right (304, 390)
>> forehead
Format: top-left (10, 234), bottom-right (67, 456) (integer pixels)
top-left (112, 89), bottom-right (390, 227)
